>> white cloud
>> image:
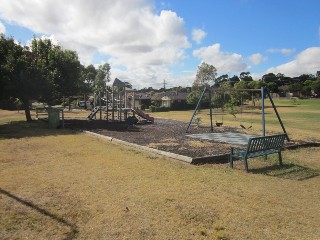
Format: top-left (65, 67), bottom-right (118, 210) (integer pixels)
top-left (248, 53), bottom-right (265, 65)
top-left (193, 43), bottom-right (248, 73)
top-left (0, 20), bottom-right (5, 33)
top-left (0, 0), bottom-right (191, 88)
top-left (267, 48), bottom-right (295, 55)
top-left (192, 28), bottom-right (207, 44)
top-left (266, 47), bottom-right (320, 77)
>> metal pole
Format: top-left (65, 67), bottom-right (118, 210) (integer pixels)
top-left (261, 87), bottom-right (265, 137)
top-left (185, 87), bottom-right (206, 133)
top-left (265, 88), bottom-right (290, 141)
top-left (99, 91), bottom-right (102, 120)
top-left (112, 86), bottom-right (115, 122)
top-left (209, 89), bottom-right (213, 132)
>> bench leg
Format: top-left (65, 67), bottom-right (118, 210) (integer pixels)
top-left (278, 152), bottom-right (283, 166)
top-left (229, 155), bottom-right (233, 168)
top-left (244, 157), bottom-right (249, 172)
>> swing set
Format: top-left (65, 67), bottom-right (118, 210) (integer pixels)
top-left (185, 87), bottom-right (290, 142)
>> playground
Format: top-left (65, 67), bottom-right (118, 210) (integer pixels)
top-left (1, 81), bottom-right (320, 239)
top-left (0, 108), bottom-right (320, 239)
top-left (58, 86), bottom-right (318, 168)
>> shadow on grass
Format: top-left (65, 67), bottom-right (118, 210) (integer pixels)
top-left (251, 163), bottom-right (320, 181)
top-left (0, 120), bottom-right (80, 139)
top-left (0, 187), bottom-right (78, 240)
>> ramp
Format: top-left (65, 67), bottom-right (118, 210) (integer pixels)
top-left (131, 108), bottom-right (154, 123)
top-left (87, 106), bottom-right (100, 120)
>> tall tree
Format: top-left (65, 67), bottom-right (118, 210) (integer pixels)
top-left (95, 63), bottom-right (111, 94)
top-left (1, 35), bottom-right (83, 121)
top-left (240, 72), bottom-right (253, 82)
top-left (193, 62), bottom-right (217, 89)
top-left (1, 35), bottom-right (47, 121)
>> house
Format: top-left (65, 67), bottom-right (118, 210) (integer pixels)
top-left (153, 91), bottom-right (189, 109)
top-left (133, 92), bottom-right (152, 109)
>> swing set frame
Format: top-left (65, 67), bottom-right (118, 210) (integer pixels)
top-left (185, 87), bottom-right (290, 142)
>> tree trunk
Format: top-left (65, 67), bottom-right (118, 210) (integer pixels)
top-left (23, 98), bottom-right (32, 122)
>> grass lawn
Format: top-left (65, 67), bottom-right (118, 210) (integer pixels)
top-left (0, 109), bottom-right (320, 239)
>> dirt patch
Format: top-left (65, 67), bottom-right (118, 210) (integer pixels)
top-left (64, 118), bottom-right (309, 159)
top-left (65, 118), bottom-right (238, 158)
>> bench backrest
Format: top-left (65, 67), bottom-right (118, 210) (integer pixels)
top-left (247, 134), bottom-right (287, 153)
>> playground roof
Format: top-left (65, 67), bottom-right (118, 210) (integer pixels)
top-left (106, 78), bottom-right (126, 87)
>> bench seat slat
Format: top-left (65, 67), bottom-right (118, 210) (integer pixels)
top-left (230, 134), bottom-right (287, 172)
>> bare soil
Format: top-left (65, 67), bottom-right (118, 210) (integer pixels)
top-left (65, 118), bottom-right (239, 158)
top-left (65, 118), bottom-right (308, 159)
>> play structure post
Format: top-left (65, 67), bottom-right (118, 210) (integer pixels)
top-left (209, 88), bottom-right (213, 132)
top-left (265, 88), bottom-right (290, 141)
top-left (106, 90), bottom-right (109, 121)
top-left (112, 86), bottom-right (115, 122)
top-left (185, 86), bottom-right (206, 133)
top-left (261, 87), bottom-right (266, 137)
top-left (99, 91), bottom-right (102, 120)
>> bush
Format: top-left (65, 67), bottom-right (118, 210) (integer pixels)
top-left (141, 104), bottom-right (147, 110)
top-left (150, 105), bottom-right (170, 112)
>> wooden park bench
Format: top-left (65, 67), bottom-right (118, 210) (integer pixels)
top-left (229, 134), bottom-right (287, 172)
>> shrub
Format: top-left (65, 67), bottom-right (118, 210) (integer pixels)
top-left (150, 105), bottom-right (170, 112)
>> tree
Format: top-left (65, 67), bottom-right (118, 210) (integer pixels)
top-left (229, 75), bottom-right (240, 86)
top-left (79, 64), bottom-right (97, 96)
top-left (186, 90), bottom-right (208, 106)
top-left (95, 63), bottom-right (111, 94)
top-left (240, 72), bottom-right (253, 82)
top-left (216, 74), bottom-right (229, 86)
top-left (193, 62), bottom-right (217, 89)
top-left (262, 73), bottom-right (277, 83)
top-left (1, 35), bottom-right (47, 121)
top-left (302, 80), bottom-right (313, 97)
top-left (312, 80), bottom-right (320, 96)
top-left (1, 35), bottom-right (83, 121)
top-left (288, 82), bottom-right (303, 97)
top-left (266, 82), bottom-right (278, 93)
top-left (29, 38), bottom-right (83, 111)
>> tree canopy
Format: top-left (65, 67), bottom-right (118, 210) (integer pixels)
top-left (193, 62), bottom-right (217, 89)
top-left (0, 34), bottom-right (91, 121)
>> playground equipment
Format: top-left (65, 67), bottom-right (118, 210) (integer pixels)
top-left (87, 78), bottom-right (154, 124)
top-left (186, 87), bottom-right (290, 142)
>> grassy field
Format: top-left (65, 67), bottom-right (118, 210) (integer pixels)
top-left (0, 103), bottom-right (320, 240)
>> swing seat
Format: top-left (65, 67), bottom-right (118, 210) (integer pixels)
top-left (216, 122), bottom-right (223, 127)
top-left (240, 124), bottom-right (252, 129)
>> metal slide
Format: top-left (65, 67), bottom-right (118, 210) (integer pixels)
top-left (131, 108), bottom-right (154, 123)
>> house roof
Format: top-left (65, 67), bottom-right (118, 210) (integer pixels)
top-left (134, 92), bottom-right (151, 100)
top-left (106, 78), bottom-right (126, 87)
top-left (153, 91), bottom-right (188, 101)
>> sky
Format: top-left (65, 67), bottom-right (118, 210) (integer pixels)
top-left (0, 0), bottom-right (320, 89)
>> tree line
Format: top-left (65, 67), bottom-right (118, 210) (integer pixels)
top-left (0, 34), bottom-right (111, 121)
top-left (186, 62), bottom-right (320, 105)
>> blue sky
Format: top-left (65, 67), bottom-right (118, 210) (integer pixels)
top-left (0, 0), bottom-right (319, 89)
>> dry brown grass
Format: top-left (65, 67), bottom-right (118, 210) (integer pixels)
top-left (1, 109), bottom-right (320, 239)
top-left (1, 118), bottom-right (320, 239)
